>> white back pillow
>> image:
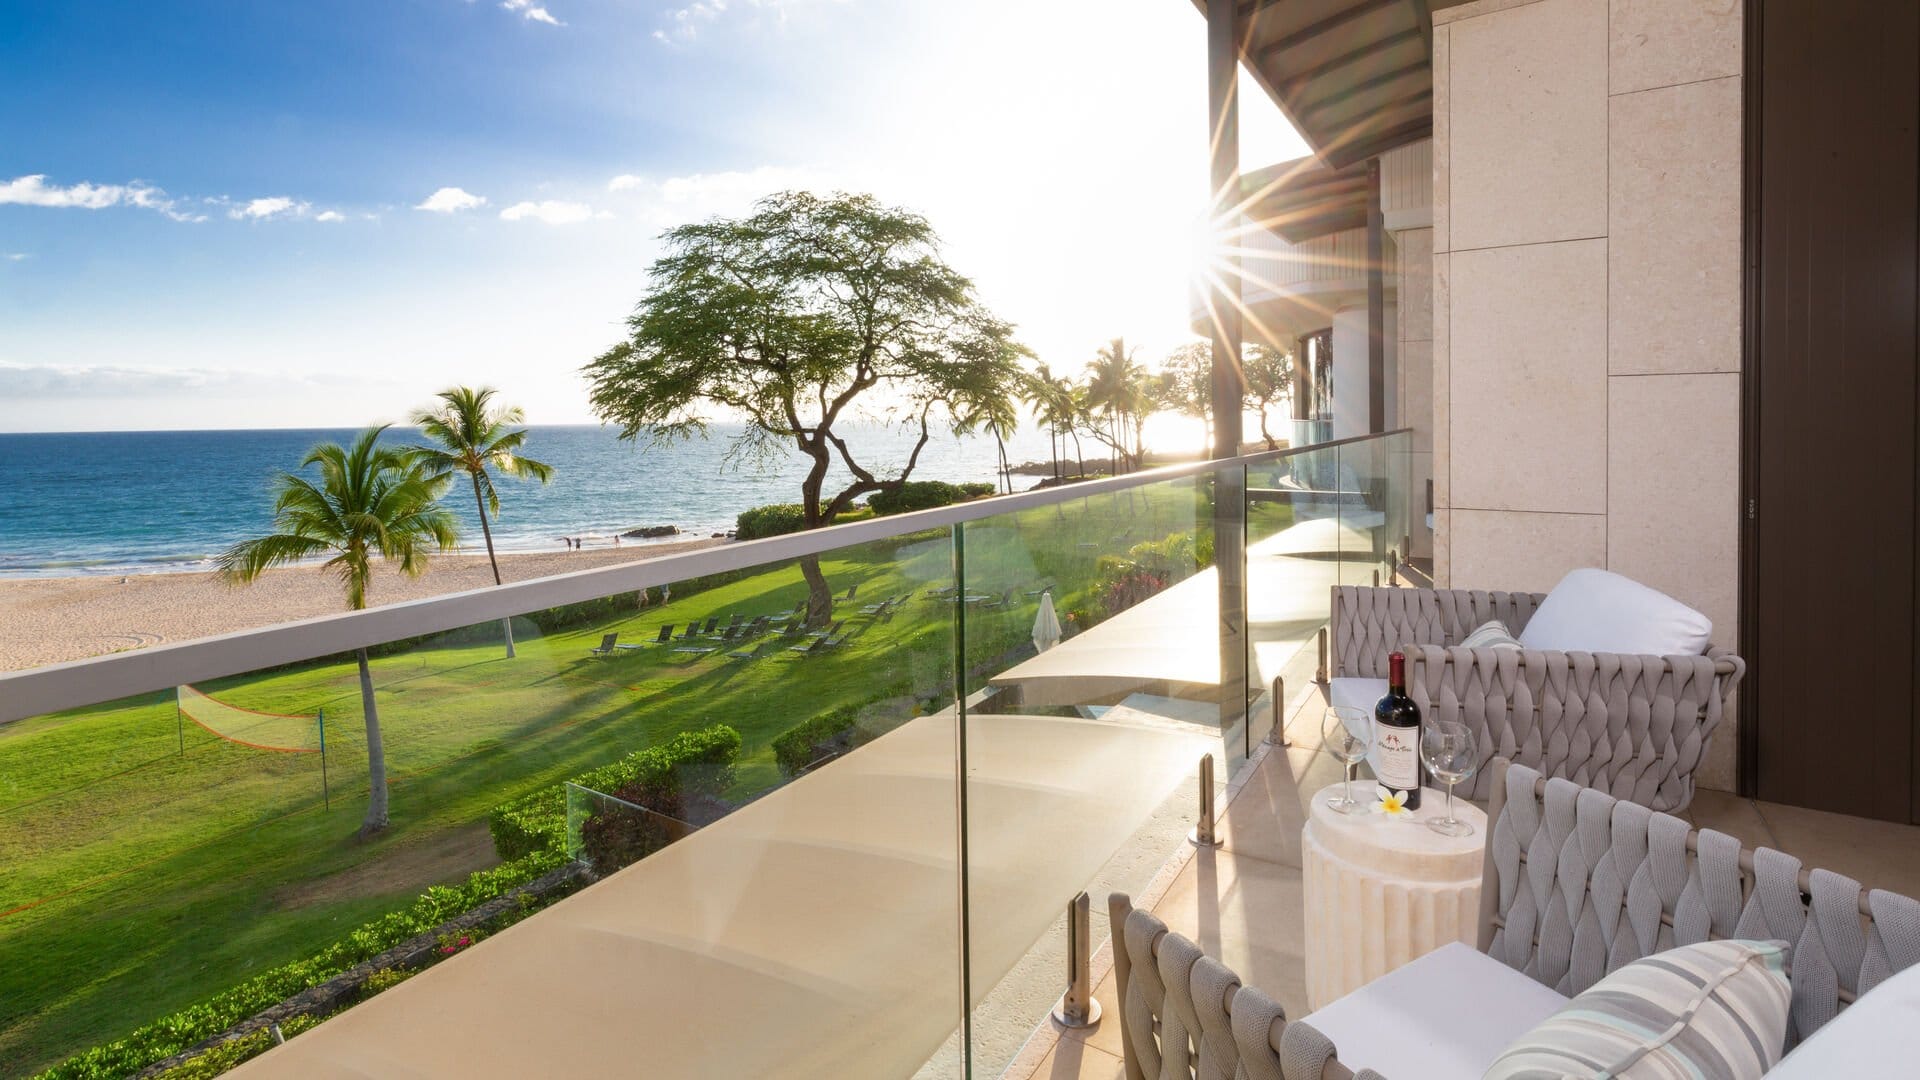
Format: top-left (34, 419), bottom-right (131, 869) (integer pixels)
top-left (1517, 568), bottom-right (1712, 657)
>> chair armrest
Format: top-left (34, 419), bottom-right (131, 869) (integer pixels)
top-left (1405, 644), bottom-right (1744, 813)
top-left (1330, 586), bottom-right (1547, 679)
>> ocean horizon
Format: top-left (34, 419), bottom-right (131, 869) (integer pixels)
top-left (0, 422), bottom-right (1066, 578)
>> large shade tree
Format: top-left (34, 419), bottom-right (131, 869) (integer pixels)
top-left (217, 426), bottom-right (458, 836)
top-left (405, 386), bottom-right (554, 658)
top-left (1243, 344), bottom-right (1295, 451)
top-left (584, 191), bottom-right (1028, 622)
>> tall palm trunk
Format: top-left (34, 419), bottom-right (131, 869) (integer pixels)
top-left (356, 647), bottom-right (390, 836)
top-left (994, 429), bottom-right (1011, 493)
top-left (470, 472), bottom-right (516, 659)
top-left (1049, 423), bottom-right (1060, 482)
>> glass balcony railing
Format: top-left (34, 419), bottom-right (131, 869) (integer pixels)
top-left (0, 430), bottom-right (1410, 1079)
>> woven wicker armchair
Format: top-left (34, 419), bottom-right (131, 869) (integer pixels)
top-left (1109, 759), bottom-right (1920, 1079)
top-left (1329, 584), bottom-right (1745, 812)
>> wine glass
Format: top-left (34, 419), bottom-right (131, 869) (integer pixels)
top-left (1321, 706), bottom-right (1373, 814)
top-left (1421, 721), bottom-right (1479, 836)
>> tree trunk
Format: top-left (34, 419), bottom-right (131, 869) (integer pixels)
top-left (356, 647), bottom-right (390, 837)
top-left (1258, 405), bottom-right (1278, 451)
top-left (798, 449), bottom-right (836, 627)
top-left (994, 430), bottom-right (1010, 493)
top-left (471, 472), bottom-right (515, 659)
top-left (1049, 424), bottom-right (1060, 481)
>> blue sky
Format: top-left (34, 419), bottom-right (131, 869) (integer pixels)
top-left (0, 0), bottom-right (1305, 432)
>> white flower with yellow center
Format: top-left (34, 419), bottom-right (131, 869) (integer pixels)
top-left (1373, 789), bottom-right (1411, 817)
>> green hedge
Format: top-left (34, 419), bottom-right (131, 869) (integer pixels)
top-left (869, 481), bottom-right (969, 516)
top-left (736, 503), bottom-right (806, 540)
top-left (38, 850), bottom-right (568, 1080)
top-left (770, 706), bottom-right (871, 778)
top-left (487, 725), bottom-right (741, 861)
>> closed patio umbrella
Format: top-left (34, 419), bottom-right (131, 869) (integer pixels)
top-left (1032, 590), bottom-right (1063, 653)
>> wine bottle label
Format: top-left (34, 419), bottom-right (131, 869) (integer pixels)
top-left (1373, 729), bottom-right (1420, 795)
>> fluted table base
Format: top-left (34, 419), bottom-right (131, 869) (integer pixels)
top-left (1302, 784), bottom-right (1487, 1009)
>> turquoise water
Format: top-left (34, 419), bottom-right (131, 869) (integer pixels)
top-left (0, 423), bottom-right (1053, 576)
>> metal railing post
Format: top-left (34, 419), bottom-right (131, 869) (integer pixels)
top-left (1372, 568), bottom-right (1380, 589)
top-left (1050, 890), bottom-right (1102, 1028)
top-left (1316, 627), bottom-right (1329, 685)
top-left (1387, 547), bottom-right (1399, 587)
top-left (1189, 753), bottom-right (1219, 848)
top-left (1265, 674), bottom-right (1289, 747)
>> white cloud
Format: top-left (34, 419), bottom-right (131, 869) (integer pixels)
top-left (416, 186), bottom-right (487, 213)
top-left (315, 210), bottom-right (346, 223)
top-left (500, 0), bottom-right (563, 25)
top-left (3, 252), bottom-right (27, 261)
top-left (0, 362), bottom-right (374, 400)
top-left (605, 165), bottom-right (833, 227)
top-left (0, 174), bottom-right (204, 221)
top-left (499, 199), bottom-right (594, 225)
top-left (229, 196), bottom-right (310, 221)
top-left (653, 0), bottom-right (839, 44)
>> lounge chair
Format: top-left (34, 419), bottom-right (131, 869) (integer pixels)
top-left (787, 635), bottom-right (831, 656)
top-left (808, 619), bottom-right (845, 639)
top-left (675, 621), bottom-right (701, 641)
top-left (817, 632), bottom-right (851, 650)
top-left (699, 615), bottom-right (720, 635)
top-left (979, 589), bottom-right (1014, 609)
top-left (842, 584), bottom-right (858, 601)
top-left (588, 632), bottom-right (619, 656)
top-left (1108, 758), bottom-right (1920, 1079)
top-left (1329, 570), bottom-right (1745, 812)
top-left (651, 624), bottom-right (674, 644)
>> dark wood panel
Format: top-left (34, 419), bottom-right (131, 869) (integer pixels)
top-left (1750, 0), bottom-right (1920, 821)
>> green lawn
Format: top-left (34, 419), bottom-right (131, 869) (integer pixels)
top-left (0, 479), bottom-right (1233, 1076)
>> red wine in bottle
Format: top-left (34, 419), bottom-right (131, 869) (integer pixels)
top-left (1372, 651), bottom-right (1423, 809)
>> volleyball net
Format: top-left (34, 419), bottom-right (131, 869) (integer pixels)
top-left (176, 684), bottom-right (324, 754)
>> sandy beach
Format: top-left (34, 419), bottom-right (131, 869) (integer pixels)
top-left (0, 539), bottom-right (726, 673)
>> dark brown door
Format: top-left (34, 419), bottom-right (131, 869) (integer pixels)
top-left (1748, 0), bottom-right (1920, 821)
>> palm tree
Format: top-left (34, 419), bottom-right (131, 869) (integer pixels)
top-left (1086, 338), bottom-right (1149, 471)
top-left (218, 426), bottom-right (458, 837)
top-left (405, 387), bottom-right (553, 658)
top-left (1020, 364), bottom-right (1076, 482)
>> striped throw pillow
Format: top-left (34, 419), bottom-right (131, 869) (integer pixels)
top-left (1484, 939), bottom-right (1792, 1080)
top-left (1460, 618), bottom-right (1523, 650)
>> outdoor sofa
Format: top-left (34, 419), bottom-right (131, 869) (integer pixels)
top-left (1327, 569), bottom-right (1745, 812)
top-left (1109, 758), bottom-right (1920, 1079)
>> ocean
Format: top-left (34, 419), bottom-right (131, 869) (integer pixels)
top-left (0, 423), bottom-right (1062, 577)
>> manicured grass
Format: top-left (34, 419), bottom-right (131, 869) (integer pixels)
top-left (0, 480), bottom-right (1231, 1076)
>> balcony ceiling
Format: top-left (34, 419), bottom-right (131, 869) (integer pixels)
top-left (1240, 155), bottom-right (1371, 243)
top-left (1197, 0), bottom-right (1440, 170)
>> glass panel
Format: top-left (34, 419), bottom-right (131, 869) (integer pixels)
top-left (954, 470), bottom-right (1221, 1078)
top-left (0, 531), bottom-right (964, 1078)
top-left (1244, 441), bottom-right (1343, 749)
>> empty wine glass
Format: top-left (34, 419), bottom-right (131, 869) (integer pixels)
top-left (1421, 721), bottom-right (1479, 836)
top-left (1322, 706), bottom-right (1373, 814)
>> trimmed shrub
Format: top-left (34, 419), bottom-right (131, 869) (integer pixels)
top-left (869, 481), bottom-right (965, 516)
top-left (39, 851), bottom-right (569, 1080)
top-left (958, 481), bottom-right (996, 498)
top-left (487, 725), bottom-right (741, 861)
top-left (736, 503), bottom-right (806, 540)
top-left (771, 706), bottom-right (872, 777)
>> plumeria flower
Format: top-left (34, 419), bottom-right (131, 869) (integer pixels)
top-left (1373, 789), bottom-right (1411, 817)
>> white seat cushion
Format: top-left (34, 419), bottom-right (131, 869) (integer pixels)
top-left (1327, 676), bottom-right (1388, 716)
top-left (1301, 942), bottom-right (1567, 1080)
top-left (1766, 962), bottom-right (1920, 1077)
top-left (1518, 568), bottom-right (1713, 656)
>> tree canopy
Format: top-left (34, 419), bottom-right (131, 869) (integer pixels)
top-left (583, 191), bottom-right (1029, 619)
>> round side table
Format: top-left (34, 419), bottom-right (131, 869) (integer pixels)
top-left (1301, 783), bottom-right (1488, 1010)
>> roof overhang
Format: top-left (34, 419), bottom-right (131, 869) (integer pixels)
top-left (1240, 156), bottom-right (1371, 243)
top-left (1191, 0), bottom-right (1437, 170)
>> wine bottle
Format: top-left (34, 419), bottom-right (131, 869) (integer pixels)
top-left (1371, 651), bottom-right (1423, 809)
